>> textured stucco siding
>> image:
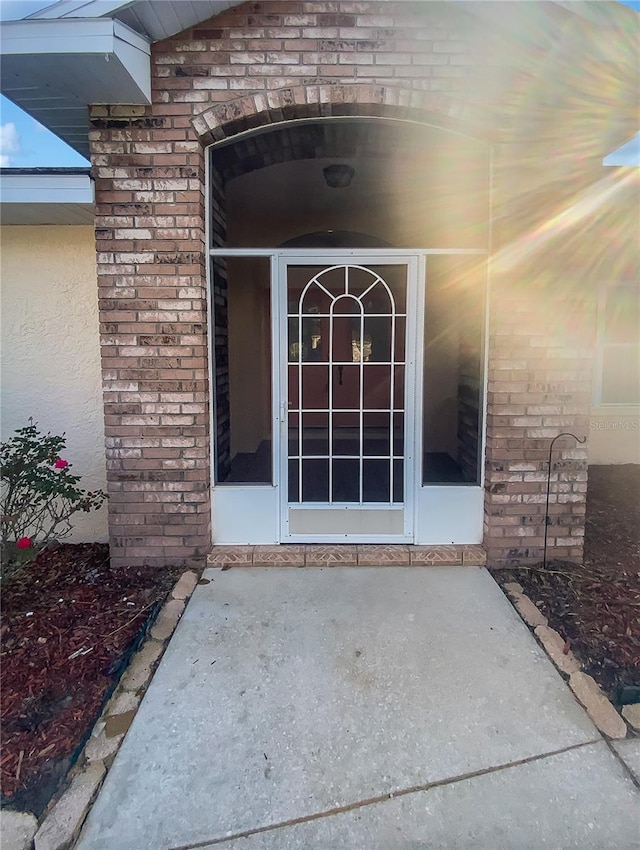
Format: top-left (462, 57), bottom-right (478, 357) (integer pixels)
top-left (589, 410), bottom-right (640, 464)
top-left (0, 225), bottom-right (108, 542)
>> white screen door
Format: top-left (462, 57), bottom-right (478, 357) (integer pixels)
top-left (278, 255), bottom-right (417, 541)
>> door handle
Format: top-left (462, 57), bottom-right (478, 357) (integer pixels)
top-left (337, 365), bottom-right (343, 386)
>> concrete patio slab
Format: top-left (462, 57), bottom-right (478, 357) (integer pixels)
top-left (612, 738), bottom-right (640, 784)
top-left (76, 567), bottom-right (609, 850)
top-left (213, 742), bottom-right (639, 850)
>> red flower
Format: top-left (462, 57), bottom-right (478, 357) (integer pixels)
top-left (16, 537), bottom-right (32, 550)
top-left (54, 458), bottom-right (69, 469)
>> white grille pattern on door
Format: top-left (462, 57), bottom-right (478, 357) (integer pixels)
top-left (287, 264), bottom-right (406, 505)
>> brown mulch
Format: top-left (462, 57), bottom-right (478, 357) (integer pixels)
top-left (492, 464), bottom-right (640, 703)
top-left (0, 544), bottom-right (181, 815)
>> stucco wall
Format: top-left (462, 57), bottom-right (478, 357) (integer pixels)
top-left (589, 409), bottom-right (640, 464)
top-left (0, 225), bottom-right (108, 542)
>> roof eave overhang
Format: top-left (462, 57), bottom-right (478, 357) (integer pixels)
top-left (0, 18), bottom-right (151, 159)
top-left (0, 170), bottom-right (95, 224)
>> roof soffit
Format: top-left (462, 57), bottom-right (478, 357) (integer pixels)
top-left (1, 17), bottom-right (151, 157)
top-left (25, 0), bottom-right (245, 42)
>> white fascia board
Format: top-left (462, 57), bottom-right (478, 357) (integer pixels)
top-left (0, 17), bottom-right (151, 105)
top-left (0, 172), bottom-right (94, 205)
top-left (112, 19), bottom-right (151, 101)
top-left (25, 0), bottom-right (247, 43)
top-left (27, 1), bottom-right (133, 19)
top-left (1, 16), bottom-right (150, 56)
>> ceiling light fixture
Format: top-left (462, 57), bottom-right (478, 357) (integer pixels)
top-left (323, 164), bottom-right (355, 188)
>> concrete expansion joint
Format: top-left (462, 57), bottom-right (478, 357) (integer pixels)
top-left (11, 571), bottom-right (201, 850)
top-left (605, 739), bottom-right (640, 792)
top-left (167, 740), bottom-right (602, 850)
top-left (502, 582), bottom-right (630, 741)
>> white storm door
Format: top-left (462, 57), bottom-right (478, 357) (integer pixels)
top-left (278, 255), bottom-right (417, 542)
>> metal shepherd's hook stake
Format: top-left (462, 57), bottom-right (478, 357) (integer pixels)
top-left (543, 432), bottom-right (587, 569)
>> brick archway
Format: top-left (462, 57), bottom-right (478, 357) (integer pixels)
top-left (204, 96), bottom-right (495, 551)
top-left (191, 84), bottom-right (483, 148)
top-left (88, 0), bottom-right (597, 569)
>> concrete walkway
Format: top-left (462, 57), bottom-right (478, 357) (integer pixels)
top-left (76, 567), bottom-right (639, 850)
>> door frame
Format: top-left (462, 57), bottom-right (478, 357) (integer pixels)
top-left (276, 252), bottom-right (419, 543)
top-left (207, 247), bottom-right (488, 545)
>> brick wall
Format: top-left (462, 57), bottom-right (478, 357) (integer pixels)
top-left (482, 141), bottom-right (597, 565)
top-left (92, 111), bottom-right (210, 567)
top-left (91, 0), bottom-right (598, 566)
top-left (482, 280), bottom-right (593, 566)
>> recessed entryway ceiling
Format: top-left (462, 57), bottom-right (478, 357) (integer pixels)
top-left (221, 119), bottom-right (489, 249)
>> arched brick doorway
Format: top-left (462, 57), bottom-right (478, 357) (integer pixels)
top-left (196, 88), bottom-right (491, 545)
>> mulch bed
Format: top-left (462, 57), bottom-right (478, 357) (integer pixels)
top-left (0, 544), bottom-right (181, 815)
top-left (1, 466), bottom-right (638, 817)
top-left (492, 465), bottom-right (640, 703)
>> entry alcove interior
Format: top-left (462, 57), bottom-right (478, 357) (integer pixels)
top-left (210, 119), bottom-right (489, 489)
top-left (219, 119), bottom-right (489, 250)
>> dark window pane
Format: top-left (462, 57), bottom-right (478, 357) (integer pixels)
top-left (363, 365), bottom-right (391, 410)
top-left (363, 415), bottom-right (391, 457)
top-left (302, 459), bottom-right (329, 502)
top-left (288, 365), bottom-right (299, 409)
top-left (333, 413), bottom-right (360, 456)
top-left (333, 414), bottom-right (360, 455)
top-left (363, 315), bottom-right (391, 361)
top-left (363, 459), bottom-right (391, 502)
top-left (422, 256), bottom-right (485, 485)
top-left (288, 412), bottom-right (299, 457)
top-left (288, 316), bottom-right (327, 362)
top-left (288, 459), bottom-right (299, 502)
top-left (393, 365), bottom-right (405, 410)
top-left (333, 365), bottom-right (360, 409)
top-left (393, 459), bottom-right (404, 503)
top-left (333, 296), bottom-right (360, 315)
top-left (332, 316), bottom-right (357, 361)
top-left (214, 256), bottom-right (272, 484)
top-left (393, 413), bottom-right (405, 456)
top-left (301, 414), bottom-right (329, 456)
top-left (302, 365), bottom-right (329, 410)
top-left (394, 316), bottom-right (406, 361)
top-left (332, 459), bottom-right (360, 502)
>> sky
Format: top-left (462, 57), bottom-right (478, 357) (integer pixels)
top-left (0, 0), bottom-right (638, 168)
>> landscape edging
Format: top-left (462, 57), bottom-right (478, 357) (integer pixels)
top-left (502, 581), bottom-right (630, 740)
top-left (18, 570), bottom-right (200, 850)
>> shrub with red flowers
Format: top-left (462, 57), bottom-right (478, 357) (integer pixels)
top-left (0, 421), bottom-right (106, 574)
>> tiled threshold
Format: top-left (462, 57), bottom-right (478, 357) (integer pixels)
top-left (207, 544), bottom-right (486, 568)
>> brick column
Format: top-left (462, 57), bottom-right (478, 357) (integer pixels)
top-left (483, 284), bottom-right (592, 566)
top-left (483, 147), bottom-right (596, 567)
top-left (91, 106), bottom-right (211, 567)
